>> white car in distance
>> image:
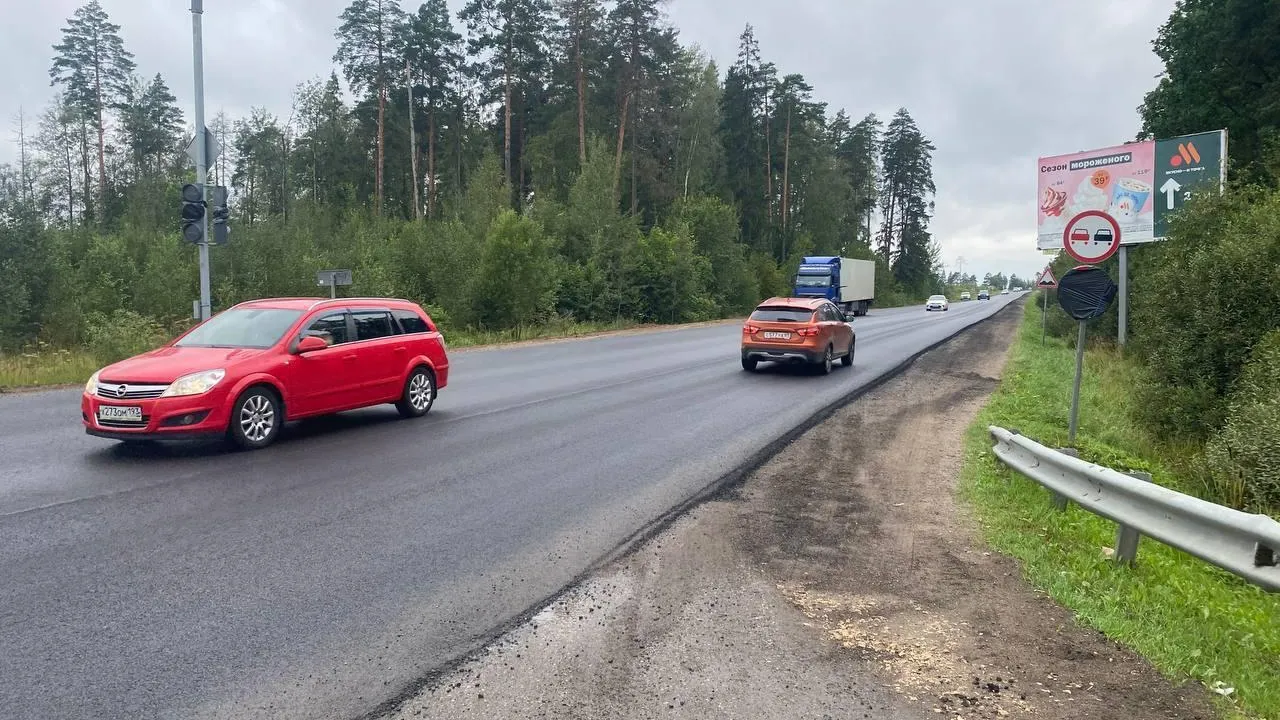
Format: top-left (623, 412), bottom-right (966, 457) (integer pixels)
top-left (926, 294), bottom-right (949, 312)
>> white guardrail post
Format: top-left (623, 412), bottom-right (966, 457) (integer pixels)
top-left (988, 426), bottom-right (1280, 591)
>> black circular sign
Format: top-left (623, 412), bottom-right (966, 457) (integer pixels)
top-left (1057, 265), bottom-right (1117, 321)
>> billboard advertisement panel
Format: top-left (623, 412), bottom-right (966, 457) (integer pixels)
top-left (1037, 141), bottom-right (1155, 250)
top-left (1036, 130), bottom-right (1226, 250)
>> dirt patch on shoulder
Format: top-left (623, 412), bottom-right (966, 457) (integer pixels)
top-left (389, 303), bottom-right (1216, 720)
top-left (741, 304), bottom-right (1215, 720)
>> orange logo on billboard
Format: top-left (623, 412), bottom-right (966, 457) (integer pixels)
top-left (1169, 141), bottom-right (1201, 167)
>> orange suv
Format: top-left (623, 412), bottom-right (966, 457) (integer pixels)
top-left (741, 297), bottom-right (855, 374)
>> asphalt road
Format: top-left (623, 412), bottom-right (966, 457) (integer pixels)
top-left (0, 293), bottom-right (1024, 720)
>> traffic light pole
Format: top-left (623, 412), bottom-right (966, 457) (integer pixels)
top-left (191, 0), bottom-right (211, 321)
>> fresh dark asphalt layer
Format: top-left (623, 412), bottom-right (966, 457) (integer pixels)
top-left (0, 294), bottom-right (1023, 720)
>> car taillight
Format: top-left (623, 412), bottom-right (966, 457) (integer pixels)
top-left (743, 324), bottom-right (760, 334)
top-left (797, 327), bottom-right (820, 336)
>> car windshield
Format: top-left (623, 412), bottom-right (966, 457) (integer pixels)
top-left (929, 296), bottom-right (946, 302)
top-left (750, 307), bottom-right (815, 323)
top-left (794, 275), bottom-right (831, 287)
top-left (174, 307), bottom-right (304, 349)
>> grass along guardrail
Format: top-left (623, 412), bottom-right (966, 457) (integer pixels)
top-left (961, 300), bottom-right (1280, 719)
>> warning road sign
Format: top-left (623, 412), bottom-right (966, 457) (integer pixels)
top-left (1037, 267), bottom-right (1058, 288)
top-left (1062, 210), bottom-right (1121, 264)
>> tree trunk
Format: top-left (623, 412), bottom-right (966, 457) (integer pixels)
top-left (504, 30), bottom-right (514, 201)
top-left (79, 119), bottom-right (92, 226)
top-left (781, 104), bottom-right (791, 230)
top-left (630, 118), bottom-right (638, 215)
top-left (575, 29), bottom-right (587, 164)
top-left (65, 144), bottom-right (75, 226)
top-left (407, 60), bottom-right (421, 220)
top-left (94, 62), bottom-right (106, 225)
top-left (613, 91), bottom-right (630, 203)
top-left (376, 83), bottom-right (386, 216)
top-left (428, 104), bottom-right (437, 218)
top-left (763, 87), bottom-right (772, 226)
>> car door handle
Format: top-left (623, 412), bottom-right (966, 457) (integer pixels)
top-left (343, 354), bottom-right (358, 361)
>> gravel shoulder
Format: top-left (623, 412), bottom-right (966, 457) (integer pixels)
top-left (387, 302), bottom-right (1216, 720)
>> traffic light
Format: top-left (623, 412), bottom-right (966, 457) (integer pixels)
top-left (210, 185), bottom-right (229, 245)
top-left (180, 183), bottom-right (205, 243)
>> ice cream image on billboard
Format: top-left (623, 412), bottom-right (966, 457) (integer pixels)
top-left (1111, 177), bottom-right (1152, 221)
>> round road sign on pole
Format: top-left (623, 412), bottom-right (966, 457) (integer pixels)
top-left (1062, 210), bottom-right (1121, 265)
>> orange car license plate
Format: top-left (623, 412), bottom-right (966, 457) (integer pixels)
top-left (762, 331), bottom-right (791, 340)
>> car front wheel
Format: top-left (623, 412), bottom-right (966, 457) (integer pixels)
top-left (228, 386), bottom-right (282, 450)
top-left (841, 337), bottom-right (855, 367)
top-left (396, 366), bottom-right (436, 418)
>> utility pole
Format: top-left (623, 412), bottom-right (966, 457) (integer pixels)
top-left (191, 0), bottom-right (211, 321)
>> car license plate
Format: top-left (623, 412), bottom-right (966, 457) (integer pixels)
top-left (98, 405), bottom-right (142, 423)
top-left (762, 331), bottom-right (791, 340)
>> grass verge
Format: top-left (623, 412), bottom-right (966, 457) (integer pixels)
top-left (960, 297), bottom-right (1280, 720)
top-left (0, 348), bottom-right (100, 391)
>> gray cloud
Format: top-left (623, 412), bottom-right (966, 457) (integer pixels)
top-left (0, 0), bottom-right (1175, 280)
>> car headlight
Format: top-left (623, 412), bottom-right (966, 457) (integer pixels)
top-left (160, 369), bottom-right (226, 397)
top-left (85, 370), bottom-right (100, 395)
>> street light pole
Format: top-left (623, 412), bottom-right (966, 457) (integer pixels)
top-left (191, 0), bottom-right (211, 321)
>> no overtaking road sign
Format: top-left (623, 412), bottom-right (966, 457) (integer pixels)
top-left (1062, 210), bottom-right (1121, 264)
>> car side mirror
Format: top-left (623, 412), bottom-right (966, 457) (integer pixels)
top-left (295, 335), bottom-right (329, 354)
top-left (843, 311), bottom-right (856, 322)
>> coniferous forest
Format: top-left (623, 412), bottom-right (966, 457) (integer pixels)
top-left (0, 0), bottom-right (946, 358)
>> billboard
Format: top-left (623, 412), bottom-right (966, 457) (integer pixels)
top-left (1037, 141), bottom-right (1155, 250)
top-left (1036, 130), bottom-right (1226, 251)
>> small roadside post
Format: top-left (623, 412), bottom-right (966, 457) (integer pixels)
top-left (316, 269), bottom-right (353, 299)
top-left (1036, 265), bottom-right (1058, 345)
top-left (1057, 261), bottom-right (1118, 446)
top-left (1051, 261), bottom-right (1118, 512)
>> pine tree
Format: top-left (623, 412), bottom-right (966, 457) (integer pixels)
top-left (404, 0), bottom-right (463, 217)
top-left (605, 0), bottom-right (664, 209)
top-left (459, 0), bottom-right (553, 205)
top-left (553, 0), bottom-right (605, 165)
top-left (118, 73), bottom-right (183, 179)
top-left (49, 0), bottom-right (135, 224)
top-left (719, 25), bottom-right (771, 252)
top-left (335, 0), bottom-right (407, 216)
top-left (877, 108), bottom-right (936, 294)
top-left (837, 113), bottom-right (881, 248)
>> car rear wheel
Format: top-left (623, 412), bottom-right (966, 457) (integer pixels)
top-left (841, 337), bottom-right (855, 367)
top-left (396, 366), bottom-right (436, 419)
top-left (817, 345), bottom-right (833, 375)
top-left (741, 357), bottom-right (758, 372)
top-left (228, 386), bottom-right (282, 450)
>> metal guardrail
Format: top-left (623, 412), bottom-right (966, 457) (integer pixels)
top-left (988, 426), bottom-right (1280, 591)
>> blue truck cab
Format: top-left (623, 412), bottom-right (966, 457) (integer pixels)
top-left (793, 256), bottom-right (876, 316)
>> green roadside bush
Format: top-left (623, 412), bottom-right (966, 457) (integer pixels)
top-left (84, 309), bottom-right (168, 364)
top-left (1200, 330), bottom-right (1280, 513)
top-left (1132, 185), bottom-right (1280, 440)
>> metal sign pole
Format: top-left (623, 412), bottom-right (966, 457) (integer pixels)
top-left (330, 280), bottom-right (336, 300)
top-left (191, 0), bottom-right (211, 321)
top-left (1041, 289), bottom-right (1048, 345)
top-left (1068, 320), bottom-right (1087, 445)
top-left (1118, 246), bottom-right (1128, 348)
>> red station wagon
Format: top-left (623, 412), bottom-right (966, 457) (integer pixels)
top-left (82, 297), bottom-right (449, 450)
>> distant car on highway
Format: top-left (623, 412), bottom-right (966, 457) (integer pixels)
top-left (960, 291), bottom-right (971, 301)
top-left (978, 290), bottom-right (990, 300)
top-left (741, 297), bottom-right (855, 374)
top-left (925, 294), bottom-right (949, 311)
top-left (82, 297), bottom-right (449, 450)
top-left (1001, 288), bottom-right (1010, 295)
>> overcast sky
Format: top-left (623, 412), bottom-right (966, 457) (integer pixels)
top-left (0, 0), bottom-right (1175, 281)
